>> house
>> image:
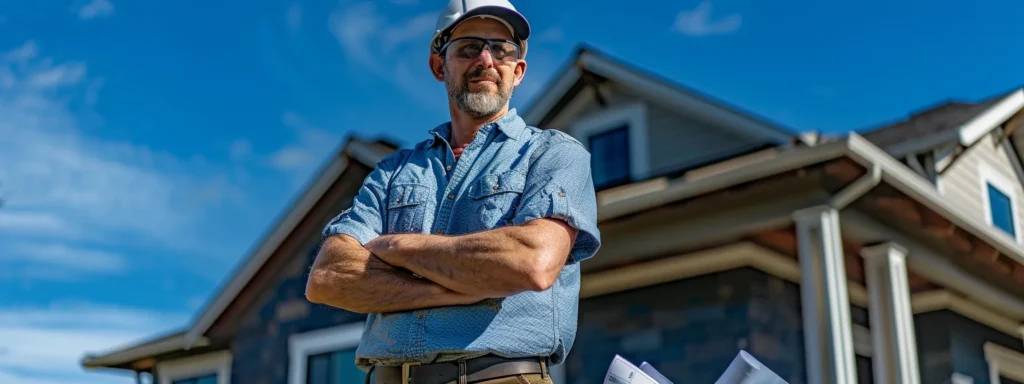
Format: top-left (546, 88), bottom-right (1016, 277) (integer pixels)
top-left (81, 46), bottom-right (1024, 384)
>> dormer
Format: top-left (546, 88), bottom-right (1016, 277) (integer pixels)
top-left (523, 47), bottom-right (799, 191)
top-left (863, 88), bottom-right (1024, 242)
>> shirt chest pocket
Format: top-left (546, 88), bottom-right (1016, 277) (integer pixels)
top-left (468, 171), bottom-right (526, 227)
top-left (386, 183), bottom-right (431, 234)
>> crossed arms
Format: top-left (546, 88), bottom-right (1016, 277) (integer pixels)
top-left (305, 139), bottom-right (598, 314)
top-left (305, 218), bottom-right (577, 314)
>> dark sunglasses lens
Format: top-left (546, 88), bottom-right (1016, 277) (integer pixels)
top-left (490, 42), bottom-right (519, 59)
top-left (451, 39), bottom-right (519, 60)
top-left (454, 40), bottom-right (483, 58)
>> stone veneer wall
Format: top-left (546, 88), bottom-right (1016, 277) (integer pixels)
top-left (567, 267), bottom-right (1016, 384)
top-left (567, 268), bottom-right (808, 384)
top-left (947, 310), bottom-right (1024, 383)
top-left (230, 240), bottom-right (366, 384)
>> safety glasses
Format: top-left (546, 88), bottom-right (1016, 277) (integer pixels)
top-left (439, 37), bottom-right (522, 62)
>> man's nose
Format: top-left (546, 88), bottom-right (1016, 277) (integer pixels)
top-left (476, 47), bottom-right (496, 68)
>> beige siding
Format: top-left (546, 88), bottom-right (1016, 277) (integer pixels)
top-left (938, 132), bottom-right (1024, 241)
top-left (550, 82), bottom-right (767, 179)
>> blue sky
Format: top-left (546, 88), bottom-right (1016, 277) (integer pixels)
top-left (0, 0), bottom-right (1021, 383)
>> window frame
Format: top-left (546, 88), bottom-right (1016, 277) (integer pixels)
top-left (287, 322), bottom-right (366, 384)
top-left (985, 342), bottom-right (1024, 384)
top-left (569, 102), bottom-right (650, 188)
top-left (979, 164), bottom-right (1022, 242)
top-left (155, 350), bottom-right (232, 384)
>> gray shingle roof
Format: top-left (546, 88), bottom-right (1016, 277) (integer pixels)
top-left (862, 98), bottom-right (1002, 150)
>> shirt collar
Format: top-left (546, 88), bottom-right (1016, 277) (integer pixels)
top-left (428, 108), bottom-right (528, 146)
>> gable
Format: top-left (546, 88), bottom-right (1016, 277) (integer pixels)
top-left (522, 47), bottom-right (794, 188)
top-left (524, 47), bottom-right (794, 144)
top-left (939, 130), bottom-right (1024, 242)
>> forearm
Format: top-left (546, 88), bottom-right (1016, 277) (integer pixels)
top-left (372, 223), bottom-right (569, 298)
top-left (306, 235), bottom-right (485, 313)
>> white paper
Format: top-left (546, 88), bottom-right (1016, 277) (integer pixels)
top-left (639, 362), bottom-right (673, 384)
top-left (604, 350), bottom-right (786, 384)
top-left (714, 351), bottom-right (788, 384)
top-left (604, 355), bottom-right (663, 384)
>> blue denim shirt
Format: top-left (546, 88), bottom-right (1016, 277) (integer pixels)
top-left (321, 108), bottom-right (601, 369)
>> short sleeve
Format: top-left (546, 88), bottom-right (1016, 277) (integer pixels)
top-left (512, 138), bottom-right (602, 263)
top-left (321, 157), bottom-right (394, 246)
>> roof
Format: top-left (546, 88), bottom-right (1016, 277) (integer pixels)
top-left (861, 87), bottom-right (1024, 155)
top-left (862, 99), bottom-right (1001, 149)
top-left (522, 45), bottom-right (800, 145)
top-left (81, 136), bottom-right (397, 369)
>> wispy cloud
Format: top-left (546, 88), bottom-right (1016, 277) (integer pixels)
top-left (77, 0), bottom-right (114, 20)
top-left (328, 2), bottom-right (442, 105)
top-left (674, 1), bottom-right (742, 36)
top-left (0, 302), bottom-right (186, 384)
top-left (0, 40), bottom-right (249, 282)
top-left (269, 112), bottom-right (340, 175)
top-left (286, 3), bottom-right (302, 33)
top-left (0, 243), bottom-right (127, 281)
top-left (534, 26), bottom-right (565, 44)
top-left (229, 138), bottom-right (253, 162)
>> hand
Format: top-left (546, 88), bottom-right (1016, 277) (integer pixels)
top-left (364, 234), bottom-right (402, 262)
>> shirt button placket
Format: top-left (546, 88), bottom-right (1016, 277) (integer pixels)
top-left (438, 131), bottom-right (485, 229)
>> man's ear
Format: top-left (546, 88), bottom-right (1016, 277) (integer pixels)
top-left (429, 54), bottom-right (446, 82)
top-left (512, 60), bottom-right (527, 87)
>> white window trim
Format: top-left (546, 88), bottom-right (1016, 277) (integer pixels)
top-left (979, 163), bottom-right (1022, 243)
top-left (985, 342), bottom-right (1024, 383)
top-left (569, 101), bottom-right (651, 182)
top-left (287, 322), bottom-right (365, 384)
top-left (155, 350), bottom-right (232, 384)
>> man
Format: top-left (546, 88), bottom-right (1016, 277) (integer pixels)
top-left (305, 0), bottom-right (601, 383)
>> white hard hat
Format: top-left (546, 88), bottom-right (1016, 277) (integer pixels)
top-left (429, 0), bottom-right (531, 58)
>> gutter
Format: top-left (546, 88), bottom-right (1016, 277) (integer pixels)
top-left (602, 134), bottom-right (1024, 266)
top-left (844, 134), bottom-right (1024, 266)
top-left (598, 133), bottom-right (1024, 317)
top-left (829, 163), bottom-right (881, 209)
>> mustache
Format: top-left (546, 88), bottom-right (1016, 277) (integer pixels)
top-left (465, 68), bottom-right (501, 84)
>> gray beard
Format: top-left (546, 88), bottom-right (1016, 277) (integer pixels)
top-left (445, 63), bottom-right (514, 119)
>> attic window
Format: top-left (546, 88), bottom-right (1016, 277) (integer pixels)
top-left (569, 102), bottom-right (650, 190)
top-left (980, 164), bottom-right (1020, 241)
top-left (988, 183), bottom-right (1016, 237)
top-left (589, 125), bottom-right (631, 189)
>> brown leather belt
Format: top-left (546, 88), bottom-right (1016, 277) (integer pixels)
top-left (366, 356), bottom-right (547, 384)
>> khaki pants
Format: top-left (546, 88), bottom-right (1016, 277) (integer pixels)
top-left (447, 373), bottom-right (553, 384)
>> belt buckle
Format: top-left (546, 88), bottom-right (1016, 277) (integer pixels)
top-left (401, 361), bottom-right (420, 384)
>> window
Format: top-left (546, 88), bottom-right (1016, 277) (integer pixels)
top-left (569, 102), bottom-right (650, 190)
top-left (305, 349), bottom-right (364, 384)
top-left (589, 125), bottom-right (631, 189)
top-left (985, 342), bottom-right (1024, 384)
top-left (171, 375), bottom-right (218, 384)
top-left (980, 164), bottom-right (1021, 241)
top-left (288, 322), bottom-right (366, 384)
top-left (988, 183), bottom-right (1016, 236)
top-left (155, 351), bottom-right (232, 384)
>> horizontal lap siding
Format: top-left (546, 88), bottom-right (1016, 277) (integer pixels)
top-left (646, 103), bottom-right (764, 177)
top-left (562, 83), bottom-right (770, 180)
